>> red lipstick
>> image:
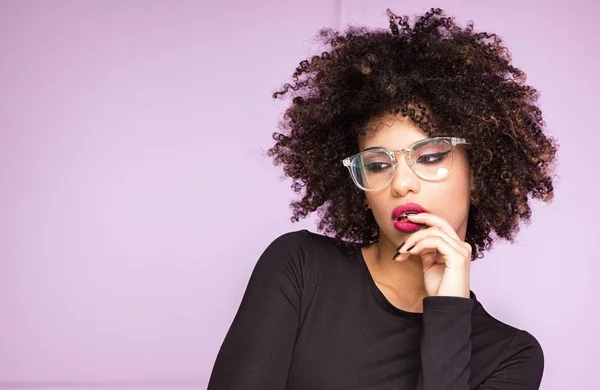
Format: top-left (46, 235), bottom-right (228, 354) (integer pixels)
top-left (391, 203), bottom-right (428, 233)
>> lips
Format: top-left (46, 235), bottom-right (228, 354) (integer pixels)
top-left (391, 203), bottom-right (428, 221)
top-left (392, 203), bottom-right (428, 233)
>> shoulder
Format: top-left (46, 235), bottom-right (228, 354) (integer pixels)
top-left (472, 297), bottom-right (544, 353)
top-left (248, 229), bottom-right (348, 297)
top-left (252, 230), bottom-right (311, 275)
top-left (492, 329), bottom-right (544, 386)
top-left (257, 229), bottom-right (355, 274)
top-left (503, 329), bottom-right (544, 367)
top-left (262, 229), bottom-right (353, 258)
top-left (254, 229), bottom-right (316, 274)
top-left (470, 297), bottom-right (544, 384)
top-left (262, 229), bottom-right (312, 256)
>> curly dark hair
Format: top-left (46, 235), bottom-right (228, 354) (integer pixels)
top-left (266, 7), bottom-right (559, 260)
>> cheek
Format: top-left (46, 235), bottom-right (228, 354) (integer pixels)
top-left (365, 194), bottom-right (386, 217)
top-left (446, 176), bottom-right (471, 200)
top-left (437, 179), bottom-right (471, 229)
top-left (446, 158), bottom-right (472, 198)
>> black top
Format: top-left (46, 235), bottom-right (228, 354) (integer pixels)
top-left (208, 229), bottom-right (544, 389)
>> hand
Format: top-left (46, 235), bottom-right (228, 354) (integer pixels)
top-left (393, 213), bottom-right (472, 298)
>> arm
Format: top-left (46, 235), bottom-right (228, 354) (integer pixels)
top-left (207, 232), bottom-right (308, 389)
top-left (416, 295), bottom-right (474, 390)
top-left (398, 214), bottom-right (542, 389)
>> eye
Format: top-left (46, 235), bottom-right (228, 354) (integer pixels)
top-left (416, 151), bottom-right (450, 164)
top-left (365, 162), bottom-right (392, 172)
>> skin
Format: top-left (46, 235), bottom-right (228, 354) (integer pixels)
top-left (359, 112), bottom-right (474, 313)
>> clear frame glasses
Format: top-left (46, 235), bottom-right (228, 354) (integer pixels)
top-left (342, 137), bottom-right (468, 191)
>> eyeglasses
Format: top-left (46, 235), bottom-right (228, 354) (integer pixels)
top-left (342, 137), bottom-right (468, 191)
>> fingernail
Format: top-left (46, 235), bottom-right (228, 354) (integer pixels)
top-left (396, 242), bottom-right (405, 251)
top-left (407, 244), bottom-right (416, 251)
top-left (394, 250), bottom-right (408, 261)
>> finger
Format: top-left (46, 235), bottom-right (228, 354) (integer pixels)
top-left (405, 213), bottom-right (461, 242)
top-left (394, 228), bottom-right (460, 263)
top-left (407, 236), bottom-right (470, 268)
top-left (397, 225), bottom-right (464, 256)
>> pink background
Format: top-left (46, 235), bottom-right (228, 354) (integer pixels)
top-left (0, 0), bottom-right (597, 389)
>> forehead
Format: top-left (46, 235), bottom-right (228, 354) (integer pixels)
top-left (360, 113), bottom-right (429, 149)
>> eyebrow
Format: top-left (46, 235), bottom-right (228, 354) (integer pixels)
top-left (362, 139), bottom-right (432, 152)
top-left (363, 146), bottom-right (385, 151)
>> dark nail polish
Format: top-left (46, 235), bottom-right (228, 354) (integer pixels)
top-left (407, 244), bottom-right (416, 251)
top-left (396, 242), bottom-right (405, 251)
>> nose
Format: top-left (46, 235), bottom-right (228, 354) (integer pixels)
top-left (389, 151), bottom-right (420, 197)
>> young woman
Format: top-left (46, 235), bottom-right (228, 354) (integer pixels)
top-left (208, 8), bottom-right (558, 389)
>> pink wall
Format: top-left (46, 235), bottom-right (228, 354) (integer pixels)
top-left (0, 1), bottom-right (597, 389)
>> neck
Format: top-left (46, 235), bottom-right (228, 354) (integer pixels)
top-left (362, 238), bottom-right (428, 300)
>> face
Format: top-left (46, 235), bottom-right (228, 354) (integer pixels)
top-left (359, 113), bottom-right (474, 248)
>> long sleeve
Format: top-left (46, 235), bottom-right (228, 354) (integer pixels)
top-left (416, 296), bottom-right (544, 390)
top-left (207, 232), bottom-right (308, 390)
top-left (416, 296), bottom-right (474, 389)
top-left (206, 229), bottom-right (545, 389)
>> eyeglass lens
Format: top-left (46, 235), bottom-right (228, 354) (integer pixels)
top-left (349, 139), bottom-right (454, 190)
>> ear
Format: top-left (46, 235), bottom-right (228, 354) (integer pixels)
top-left (470, 168), bottom-right (475, 189)
top-left (469, 168), bottom-right (478, 205)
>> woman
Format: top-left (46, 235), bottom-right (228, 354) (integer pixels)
top-left (208, 8), bottom-right (558, 389)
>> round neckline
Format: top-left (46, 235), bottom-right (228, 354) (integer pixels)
top-left (353, 243), bottom-right (424, 321)
top-left (352, 242), bottom-right (479, 320)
